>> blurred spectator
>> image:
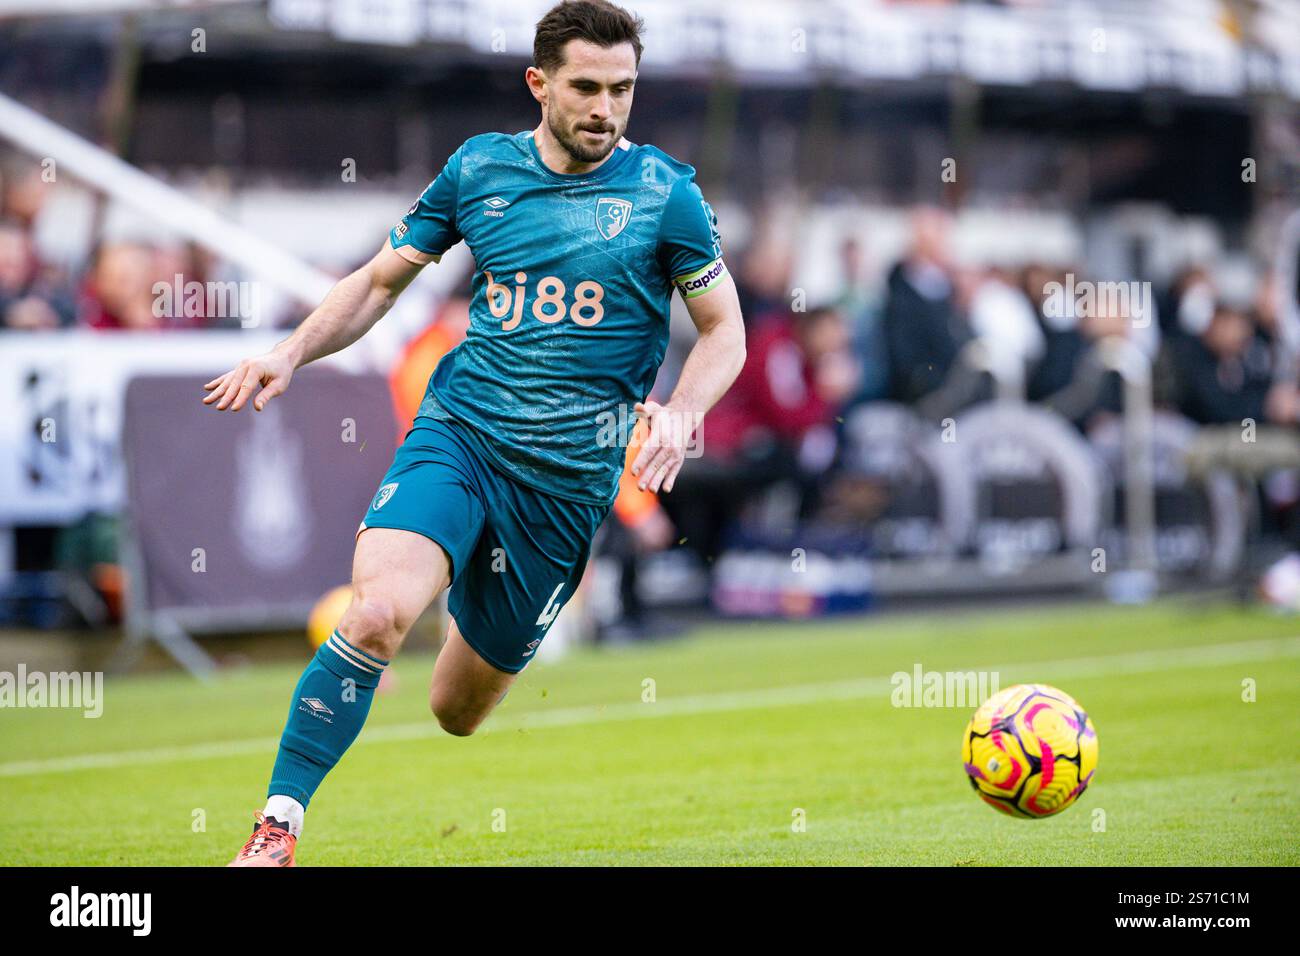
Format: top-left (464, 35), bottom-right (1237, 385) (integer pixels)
top-left (1170, 303), bottom-right (1273, 426)
top-left (1255, 264), bottom-right (1300, 427)
top-left (734, 234), bottom-right (795, 328)
top-left (661, 305), bottom-right (859, 565)
top-left (967, 264), bottom-right (1045, 377)
top-left (1026, 263), bottom-right (1082, 401)
top-left (79, 241), bottom-right (164, 330)
top-left (1, 162), bottom-right (49, 229)
top-left (836, 235), bottom-right (889, 404)
top-left (152, 241), bottom-right (224, 329)
top-left (1165, 265), bottom-right (1216, 338)
top-left (882, 206), bottom-right (969, 403)
top-left (0, 218), bottom-right (72, 330)
top-left (1036, 286), bottom-right (1135, 431)
top-left (708, 304), bottom-right (859, 466)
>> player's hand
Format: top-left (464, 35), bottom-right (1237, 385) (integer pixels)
top-left (202, 349), bottom-right (296, 412)
top-left (630, 400), bottom-right (695, 494)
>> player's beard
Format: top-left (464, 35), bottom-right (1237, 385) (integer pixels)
top-left (549, 110), bottom-right (622, 165)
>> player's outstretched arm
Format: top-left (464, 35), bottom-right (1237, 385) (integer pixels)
top-left (202, 240), bottom-right (427, 412)
top-left (632, 274), bottom-right (746, 493)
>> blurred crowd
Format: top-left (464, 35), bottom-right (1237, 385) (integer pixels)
top-left (0, 161), bottom-right (227, 331)
top-left (8, 166), bottom-right (1289, 439)
top-left (5, 153), bottom-right (1290, 433)
top-left (636, 205), bottom-right (1296, 571)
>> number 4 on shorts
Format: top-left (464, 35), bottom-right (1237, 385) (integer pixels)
top-left (535, 582), bottom-right (565, 630)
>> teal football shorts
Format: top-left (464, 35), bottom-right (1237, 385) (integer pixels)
top-left (358, 416), bottom-right (609, 673)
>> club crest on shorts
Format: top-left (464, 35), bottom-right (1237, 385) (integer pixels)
top-left (596, 197), bottom-right (633, 240)
top-left (372, 482), bottom-right (399, 510)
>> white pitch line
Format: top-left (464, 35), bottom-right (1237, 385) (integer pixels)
top-left (2, 635), bottom-right (1297, 779)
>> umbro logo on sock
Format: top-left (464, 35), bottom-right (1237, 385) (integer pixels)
top-left (299, 697), bottom-right (335, 722)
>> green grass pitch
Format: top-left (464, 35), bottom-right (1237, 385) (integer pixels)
top-left (2, 599), bottom-right (1298, 866)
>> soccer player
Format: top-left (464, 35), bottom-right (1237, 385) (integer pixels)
top-left (204, 0), bottom-right (745, 866)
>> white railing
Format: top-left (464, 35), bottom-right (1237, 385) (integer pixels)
top-left (1096, 336), bottom-right (1158, 601)
top-left (0, 92), bottom-right (334, 309)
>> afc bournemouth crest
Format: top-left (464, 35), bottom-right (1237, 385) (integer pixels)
top-left (372, 482), bottom-right (399, 510)
top-left (596, 197), bottom-right (633, 240)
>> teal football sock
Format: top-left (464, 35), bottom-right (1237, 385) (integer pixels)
top-left (267, 629), bottom-right (388, 808)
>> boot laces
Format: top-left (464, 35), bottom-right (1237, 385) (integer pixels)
top-left (237, 812), bottom-right (291, 858)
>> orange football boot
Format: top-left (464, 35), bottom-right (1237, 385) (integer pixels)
top-left (227, 811), bottom-right (297, 867)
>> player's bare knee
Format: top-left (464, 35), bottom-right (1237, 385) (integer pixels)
top-left (439, 715), bottom-right (480, 737)
top-left (432, 704), bottom-right (482, 737)
top-left (340, 594), bottom-right (404, 660)
top-left (428, 687), bottom-right (482, 736)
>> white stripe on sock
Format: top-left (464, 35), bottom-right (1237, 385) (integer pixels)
top-left (327, 633), bottom-right (382, 674)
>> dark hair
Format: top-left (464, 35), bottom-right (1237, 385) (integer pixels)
top-left (534, 0), bottom-right (644, 75)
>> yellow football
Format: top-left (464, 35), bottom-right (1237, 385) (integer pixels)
top-left (307, 584), bottom-right (353, 649)
top-left (962, 683), bottom-right (1098, 818)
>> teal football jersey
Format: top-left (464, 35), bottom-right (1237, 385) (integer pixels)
top-left (389, 130), bottom-right (726, 505)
